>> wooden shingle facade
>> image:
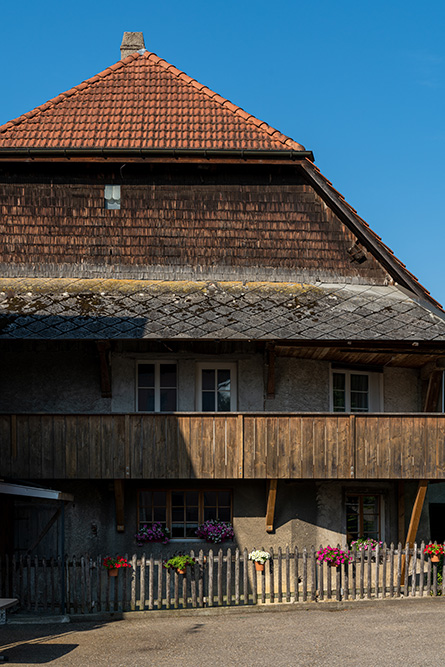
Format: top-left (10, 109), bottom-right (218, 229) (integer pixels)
top-left (1, 32), bottom-right (445, 556)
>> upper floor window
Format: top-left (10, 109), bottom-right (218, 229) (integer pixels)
top-left (137, 362), bottom-right (177, 412)
top-left (196, 363), bottom-right (237, 411)
top-left (331, 369), bottom-right (382, 413)
top-left (104, 185), bottom-right (121, 209)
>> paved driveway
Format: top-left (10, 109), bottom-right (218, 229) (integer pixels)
top-left (1, 599), bottom-right (444, 666)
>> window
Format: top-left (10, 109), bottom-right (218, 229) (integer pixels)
top-left (196, 363), bottom-right (237, 411)
top-left (346, 494), bottom-right (381, 542)
top-left (137, 362), bottom-right (177, 412)
top-left (104, 185), bottom-right (121, 209)
top-left (331, 369), bottom-right (382, 412)
top-left (138, 489), bottom-right (232, 538)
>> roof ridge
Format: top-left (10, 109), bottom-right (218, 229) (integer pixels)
top-left (0, 51), bottom-right (304, 151)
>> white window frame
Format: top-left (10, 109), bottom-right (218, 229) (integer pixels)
top-left (136, 361), bottom-right (177, 413)
top-left (104, 184), bottom-right (121, 210)
top-left (195, 363), bottom-right (237, 412)
top-left (330, 368), bottom-right (383, 413)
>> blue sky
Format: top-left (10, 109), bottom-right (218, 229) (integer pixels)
top-left (1, 1), bottom-right (444, 306)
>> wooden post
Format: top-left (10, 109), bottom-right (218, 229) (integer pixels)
top-left (423, 369), bottom-right (443, 412)
top-left (401, 480), bottom-right (428, 580)
top-left (114, 480), bottom-right (125, 532)
top-left (398, 481), bottom-right (405, 546)
top-left (265, 479), bottom-right (278, 533)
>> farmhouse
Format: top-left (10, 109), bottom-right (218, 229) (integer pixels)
top-left (1, 32), bottom-right (445, 560)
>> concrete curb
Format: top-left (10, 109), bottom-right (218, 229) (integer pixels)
top-left (8, 595), bottom-right (445, 625)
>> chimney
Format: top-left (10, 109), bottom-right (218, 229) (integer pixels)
top-left (120, 32), bottom-right (146, 59)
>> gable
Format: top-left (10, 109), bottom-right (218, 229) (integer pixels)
top-left (0, 162), bottom-right (389, 285)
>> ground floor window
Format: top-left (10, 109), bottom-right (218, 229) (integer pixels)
top-left (138, 489), bottom-right (232, 538)
top-left (346, 494), bottom-right (381, 542)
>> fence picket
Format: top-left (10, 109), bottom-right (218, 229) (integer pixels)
top-left (389, 543), bottom-right (395, 598)
top-left (311, 547), bottom-right (317, 602)
top-left (419, 542), bottom-right (425, 598)
top-left (269, 547), bottom-right (274, 604)
top-left (294, 546), bottom-right (299, 603)
top-left (302, 548), bottom-right (308, 602)
top-left (382, 544), bottom-right (387, 598)
top-left (217, 549), bottom-right (223, 607)
top-left (359, 549), bottom-right (365, 599)
top-left (411, 543), bottom-right (417, 597)
top-left (285, 546), bottom-right (291, 603)
top-left (243, 548), bottom-right (248, 605)
top-left (277, 547), bottom-right (283, 603)
top-left (208, 550), bottom-right (214, 607)
top-left (198, 550), bottom-right (204, 608)
top-left (226, 548), bottom-right (232, 606)
top-left (318, 547), bottom-right (324, 602)
top-left (396, 543), bottom-right (402, 598)
top-left (234, 549), bottom-right (240, 605)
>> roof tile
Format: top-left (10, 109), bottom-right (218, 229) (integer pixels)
top-left (0, 51), bottom-right (305, 151)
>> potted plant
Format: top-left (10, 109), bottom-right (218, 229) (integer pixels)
top-left (102, 556), bottom-right (132, 577)
top-left (135, 522), bottom-right (171, 546)
top-left (195, 519), bottom-right (234, 543)
top-left (350, 538), bottom-right (384, 561)
top-left (248, 550), bottom-right (271, 572)
top-left (163, 554), bottom-right (196, 575)
top-left (424, 543), bottom-right (444, 563)
top-left (316, 546), bottom-right (352, 567)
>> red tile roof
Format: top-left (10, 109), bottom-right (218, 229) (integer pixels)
top-left (0, 51), bottom-right (305, 151)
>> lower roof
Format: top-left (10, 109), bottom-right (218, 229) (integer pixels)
top-left (0, 279), bottom-right (444, 342)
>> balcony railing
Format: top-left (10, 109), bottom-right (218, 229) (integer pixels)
top-left (1, 413), bottom-right (445, 480)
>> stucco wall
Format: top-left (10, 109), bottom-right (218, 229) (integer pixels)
top-left (0, 343), bottom-right (110, 413)
top-left (383, 367), bottom-right (420, 412)
top-left (1, 341), bottom-right (424, 414)
top-left (22, 479), bottom-right (399, 557)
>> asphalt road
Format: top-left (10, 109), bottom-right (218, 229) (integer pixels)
top-left (1, 599), bottom-right (444, 666)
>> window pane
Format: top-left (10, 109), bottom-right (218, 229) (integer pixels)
top-left (138, 364), bottom-right (155, 388)
top-left (202, 369), bottom-right (215, 391)
top-left (217, 369), bottom-right (231, 392)
top-left (171, 491), bottom-right (185, 506)
top-left (333, 373), bottom-right (346, 411)
top-left (153, 491), bottom-right (166, 506)
top-left (153, 507), bottom-right (166, 522)
top-left (351, 375), bottom-right (368, 392)
top-left (139, 507), bottom-right (151, 523)
top-left (186, 507), bottom-right (199, 522)
top-left (204, 507), bottom-right (218, 521)
top-left (202, 391), bottom-right (215, 411)
top-left (171, 524), bottom-right (185, 538)
top-left (217, 391), bottom-right (231, 411)
top-left (351, 392), bottom-right (368, 412)
top-left (186, 491), bottom-right (199, 505)
top-left (218, 507), bottom-right (231, 522)
top-left (160, 364), bottom-right (176, 388)
top-left (186, 524), bottom-right (198, 538)
top-left (172, 507), bottom-right (184, 522)
top-left (138, 388), bottom-right (154, 412)
top-left (204, 491), bottom-right (217, 506)
top-left (160, 388), bottom-right (177, 411)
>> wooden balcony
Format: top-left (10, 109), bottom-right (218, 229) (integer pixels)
top-left (1, 413), bottom-right (445, 481)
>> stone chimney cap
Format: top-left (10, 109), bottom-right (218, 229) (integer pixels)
top-left (120, 32), bottom-right (146, 59)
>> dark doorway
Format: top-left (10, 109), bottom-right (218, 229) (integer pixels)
top-left (429, 503), bottom-right (445, 543)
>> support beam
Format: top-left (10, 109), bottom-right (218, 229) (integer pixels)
top-left (96, 340), bottom-right (112, 398)
top-left (401, 480), bottom-right (428, 580)
top-left (423, 369), bottom-right (443, 412)
top-left (266, 343), bottom-right (275, 399)
top-left (114, 480), bottom-right (125, 532)
top-left (265, 479), bottom-right (278, 533)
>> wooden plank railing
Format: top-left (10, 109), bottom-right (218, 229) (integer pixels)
top-left (1, 542), bottom-right (444, 614)
top-left (1, 413), bottom-right (445, 479)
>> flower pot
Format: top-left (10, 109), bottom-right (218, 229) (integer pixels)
top-left (177, 568), bottom-right (186, 575)
top-left (108, 568), bottom-right (118, 577)
top-left (431, 555), bottom-right (440, 563)
top-left (254, 562), bottom-right (265, 572)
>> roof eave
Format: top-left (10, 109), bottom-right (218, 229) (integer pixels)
top-left (0, 147), bottom-right (315, 162)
